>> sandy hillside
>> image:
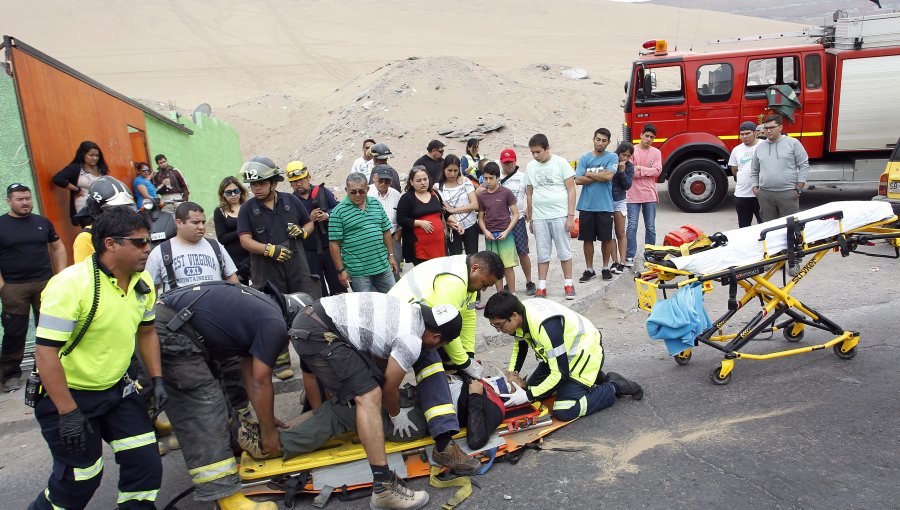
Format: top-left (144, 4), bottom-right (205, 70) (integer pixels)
top-left (6, 0), bottom-right (807, 188)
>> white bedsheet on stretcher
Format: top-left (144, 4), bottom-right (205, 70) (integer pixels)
top-left (670, 201), bottom-right (894, 275)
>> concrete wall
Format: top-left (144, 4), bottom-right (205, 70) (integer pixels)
top-left (144, 111), bottom-right (243, 217)
top-left (0, 72), bottom-right (36, 215)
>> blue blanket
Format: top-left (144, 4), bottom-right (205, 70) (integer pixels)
top-left (646, 282), bottom-right (712, 356)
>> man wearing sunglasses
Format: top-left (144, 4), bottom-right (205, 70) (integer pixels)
top-left (30, 207), bottom-right (166, 510)
top-left (413, 139), bottom-right (446, 185)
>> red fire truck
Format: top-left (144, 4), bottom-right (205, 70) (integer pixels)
top-left (623, 11), bottom-right (900, 212)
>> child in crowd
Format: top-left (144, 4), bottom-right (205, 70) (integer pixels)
top-left (477, 162), bottom-right (519, 292)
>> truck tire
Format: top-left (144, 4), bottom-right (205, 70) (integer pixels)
top-left (668, 158), bottom-right (729, 213)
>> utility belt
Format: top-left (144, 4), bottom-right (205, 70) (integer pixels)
top-left (25, 371), bottom-right (140, 409)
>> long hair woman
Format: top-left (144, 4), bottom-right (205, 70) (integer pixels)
top-left (213, 176), bottom-right (251, 283)
top-left (396, 166), bottom-right (461, 265)
top-left (435, 154), bottom-right (479, 256)
top-left (52, 140), bottom-right (110, 226)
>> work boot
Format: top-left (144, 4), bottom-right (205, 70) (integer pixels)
top-left (155, 416), bottom-right (172, 437)
top-left (273, 365), bottom-right (294, 380)
top-left (371, 471), bottom-right (429, 510)
top-left (431, 440), bottom-right (480, 474)
top-left (217, 491), bottom-right (277, 510)
top-left (606, 372), bottom-right (644, 401)
top-left (237, 419), bottom-right (278, 460)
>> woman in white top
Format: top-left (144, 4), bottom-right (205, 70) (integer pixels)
top-left (434, 154), bottom-right (480, 255)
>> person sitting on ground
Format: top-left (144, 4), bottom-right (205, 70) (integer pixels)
top-left (484, 291), bottom-right (643, 421)
top-left (477, 162), bottom-right (519, 293)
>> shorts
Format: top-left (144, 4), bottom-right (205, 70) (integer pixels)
top-left (532, 217), bottom-right (573, 264)
top-left (485, 232), bottom-right (519, 268)
top-left (613, 199), bottom-right (627, 215)
top-left (510, 220), bottom-right (530, 255)
top-left (577, 211), bottom-right (614, 242)
top-left (290, 307), bottom-right (382, 405)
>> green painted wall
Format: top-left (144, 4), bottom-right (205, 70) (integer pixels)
top-left (0, 72), bottom-right (37, 215)
top-left (144, 111), bottom-right (243, 217)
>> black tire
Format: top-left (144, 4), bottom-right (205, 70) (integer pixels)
top-left (783, 325), bottom-right (804, 342)
top-left (710, 364), bottom-right (732, 385)
top-left (668, 158), bottom-right (729, 213)
top-left (833, 344), bottom-right (858, 360)
top-left (674, 349), bottom-right (692, 365)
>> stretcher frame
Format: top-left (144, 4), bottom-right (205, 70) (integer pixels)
top-left (635, 210), bottom-right (900, 385)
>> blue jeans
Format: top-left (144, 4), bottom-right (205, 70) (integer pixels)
top-left (626, 202), bottom-right (657, 259)
top-left (349, 268), bottom-right (396, 293)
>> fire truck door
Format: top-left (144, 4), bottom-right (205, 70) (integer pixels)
top-left (741, 55), bottom-right (805, 141)
top-left (687, 62), bottom-right (739, 144)
top-left (630, 64), bottom-right (688, 144)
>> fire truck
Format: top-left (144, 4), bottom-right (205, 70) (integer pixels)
top-left (622, 11), bottom-right (900, 212)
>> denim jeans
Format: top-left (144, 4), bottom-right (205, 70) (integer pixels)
top-left (349, 268), bottom-right (396, 293)
top-left (626, 202), bottom-right (657, 259)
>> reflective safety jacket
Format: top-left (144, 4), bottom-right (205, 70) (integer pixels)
top-left (508, 299), bottom-right (604, 399)
top-left (389, 255), bottom-right (476, 367)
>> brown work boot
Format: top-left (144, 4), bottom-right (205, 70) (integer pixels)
top-left (370, 471), bottom-right (429, 510)
top-left (431, 440), bottom-right (480, 474)
top-left (237, 419), bottom-right (278, 460)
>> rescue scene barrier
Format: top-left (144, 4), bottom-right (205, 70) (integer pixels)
top-left (634, 200), bottom-right (900, 385)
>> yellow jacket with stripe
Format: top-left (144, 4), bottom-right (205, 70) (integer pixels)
top-left (508, 299), bottom-right (604, 399)
top-left (388, 255), bottom-right (476, 367)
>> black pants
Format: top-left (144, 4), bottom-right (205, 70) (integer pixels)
top-left (734, 196), bottom-right (762, 228)
top-left (305, 248), bottom-right (346, 297)
top-left (447, 224), bottom-right (480, 256)
top-left (30, 380), bottom-right (161, 510)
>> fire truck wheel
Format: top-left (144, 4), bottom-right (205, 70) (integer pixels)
top-left (668, 158), bottom-right (729, 213)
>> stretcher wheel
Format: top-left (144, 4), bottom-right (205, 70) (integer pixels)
top-left (710, 364), bottom-right (732, 385)
top-left (833, 344), bottom-right (858, 360)
top-left (674, 349), bottom-right (692, 365)
top-left (782, 325), bottom-right (804, 342)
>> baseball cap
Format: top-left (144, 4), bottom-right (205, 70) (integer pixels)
top-left (420, 304), bottom-right (462, 340)
top-left (6, 183), bottom-right (29, 194)
top-left (372, 164), bottom-right (394, 182)
top-left (500, 149), bottom-right (517, 163)
top-left (739, 121), bottom-right (757, 132)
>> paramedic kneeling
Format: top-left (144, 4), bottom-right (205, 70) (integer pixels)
top-left (484, 291), bottom-right (643, 420)
top-left (29, 207), bottom-right (165, 510)
top-left (289, 293), bottom-right (464, 510)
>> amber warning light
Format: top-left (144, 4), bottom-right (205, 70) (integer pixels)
top-left (641, 39), bottom-right (668, 56)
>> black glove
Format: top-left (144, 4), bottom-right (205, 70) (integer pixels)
top-left (59, 408), bottom-right (93, 452)
top-left (148, 377), bottom-right (168, 420)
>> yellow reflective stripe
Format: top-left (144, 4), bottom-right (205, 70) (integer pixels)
top-left (73, 456), bottom-right (104, 481)
top-left (44, 488), bottom-right (65, 510)
top-left (188, 458), bottom-right (238, 484)
top-left (787, 132), bottom-right (824, 137)
top-left (632, 138), bottom-right (668, 144)
top-left (110, 431), bottom-right (156, 453)
top-left (424, 403), bottom-right (456, 421)
top-left (578, 396), bottom-right (588, 417)
top-left (415, 362), bottom-right (444, 383)
top-left (553, 399), bottom-right (576, 410)
top-left (117, 490), bottom-right (159, 504)
top-left (718, 135), bottom-right (740, 140)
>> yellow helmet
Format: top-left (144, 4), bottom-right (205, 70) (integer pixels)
top-left (286, 161), bottom-right (309, 182)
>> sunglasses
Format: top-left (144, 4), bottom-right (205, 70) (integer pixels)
top-left (347, 189), bottom-right (367, 196)
top-left (223, 189), bottom-right (241, 197)
top-left (114, 236), bottom-right (151, 248)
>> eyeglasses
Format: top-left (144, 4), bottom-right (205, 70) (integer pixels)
top-left (140, 168), bottom-right (152, 173)
top-left (347, 189), bottom-right (367, 196)
top-left (489, 319), bottom-right (508, 331)
top-left (114, 236), bottom-right (151, 248)
top-left (223, 189), bottom-right (241, 197)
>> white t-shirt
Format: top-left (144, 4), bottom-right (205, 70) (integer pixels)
top-left (145, 237), bottom-right (238, 293)
top-left (368, 184), bottom-right (402, 232)
top-left (351, 157), bottom-right (374, 176)
top-left (501, 167), bottom-right (527, 219)
top-left (524, 154), bottom-right (575, 220)
top-left (437, 180), bottom-right (477, 230)
top-left (728, 142), bottom-right (760, 198)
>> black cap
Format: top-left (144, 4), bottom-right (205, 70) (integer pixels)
top-left (739, 121), bottom-right (757, 132)
top-left (372, 164), bottom-right (394, 182)
top-left (420, 304), bottom-right (462, 340)
top-left (6, 183), bottom-right (29, 194)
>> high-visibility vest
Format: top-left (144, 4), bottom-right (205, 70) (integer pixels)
top-left (511, 299), bottom-right (604, 393)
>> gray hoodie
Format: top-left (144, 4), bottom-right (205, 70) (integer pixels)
top-left (749, 135), bottom-right (810, 192)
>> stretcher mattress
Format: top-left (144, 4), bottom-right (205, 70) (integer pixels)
top-left (671, 201), bottom-right (894, 275)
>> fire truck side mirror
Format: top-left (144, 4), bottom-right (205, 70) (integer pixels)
top-left (643, 73), bottom-right (653, 98)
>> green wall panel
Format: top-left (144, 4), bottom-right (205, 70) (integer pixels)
top-left (0, 73), bottom-right (37, 215)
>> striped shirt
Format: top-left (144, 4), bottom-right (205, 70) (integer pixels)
top-left (328, 195), bottom-right (392, 277)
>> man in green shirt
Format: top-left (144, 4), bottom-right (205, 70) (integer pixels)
top-left (328, 173), bottom-right (398, 293)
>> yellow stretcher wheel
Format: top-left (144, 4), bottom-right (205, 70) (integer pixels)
top-left (833, 344), bottom-right (858, 360)
top-left (710, 363), bottom-right (732, 385)
top-left (783, 324), bottom-right (804, 342)
top-left (674, 349), bottom-right (692, 365)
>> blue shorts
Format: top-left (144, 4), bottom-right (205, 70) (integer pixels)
top-left (511, 220), bottom-right (529, 255)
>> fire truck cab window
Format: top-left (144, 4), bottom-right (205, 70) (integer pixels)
top-left (805, 54), bottom-right (822, 89)
top-left (635, 65), bottom-right (684, 106)
top-left (696, 63), bottom-right (733, 103)
top-left (745, 56), bottom-right (800, 99)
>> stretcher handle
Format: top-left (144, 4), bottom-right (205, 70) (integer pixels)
top-left (758, 210), bottom-right (844, 241)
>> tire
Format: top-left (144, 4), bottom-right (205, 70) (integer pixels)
top-left (674, 348), bottom-right (692, 365)
top-left (783, 324), bottom-right (804, 342)
top-left (833, 344), bottom-right (858, 360)
top-left (668, 158), bottom-right (729, 213)
top-left (710, 363), bottom-right (732, 385)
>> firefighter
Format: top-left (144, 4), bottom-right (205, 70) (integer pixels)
top-left (388, 252), bottom-right (504, 378)
top-left (484, 291), bottom-right (643, 420)
top-left (237, 156), bottom-right (321, 380)
top-left (29, 206), bottom-right (166, 510)
top-left (153, 281), bottom-right (308, 510)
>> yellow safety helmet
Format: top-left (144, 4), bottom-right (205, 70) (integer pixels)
top-left (286, 161), bottom-right (309, 182)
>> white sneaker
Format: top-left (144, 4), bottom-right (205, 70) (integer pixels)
top-left (624, 258), bottom-right (634, 268)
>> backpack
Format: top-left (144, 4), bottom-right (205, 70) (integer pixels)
top-left (160, 238), bottom-right (227, 291)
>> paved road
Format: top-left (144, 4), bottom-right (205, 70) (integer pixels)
top-left (3, 185), bottom-right (898, 509)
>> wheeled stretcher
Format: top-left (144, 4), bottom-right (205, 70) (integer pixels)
top-left (635, 201), bottom-right (900, 385)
